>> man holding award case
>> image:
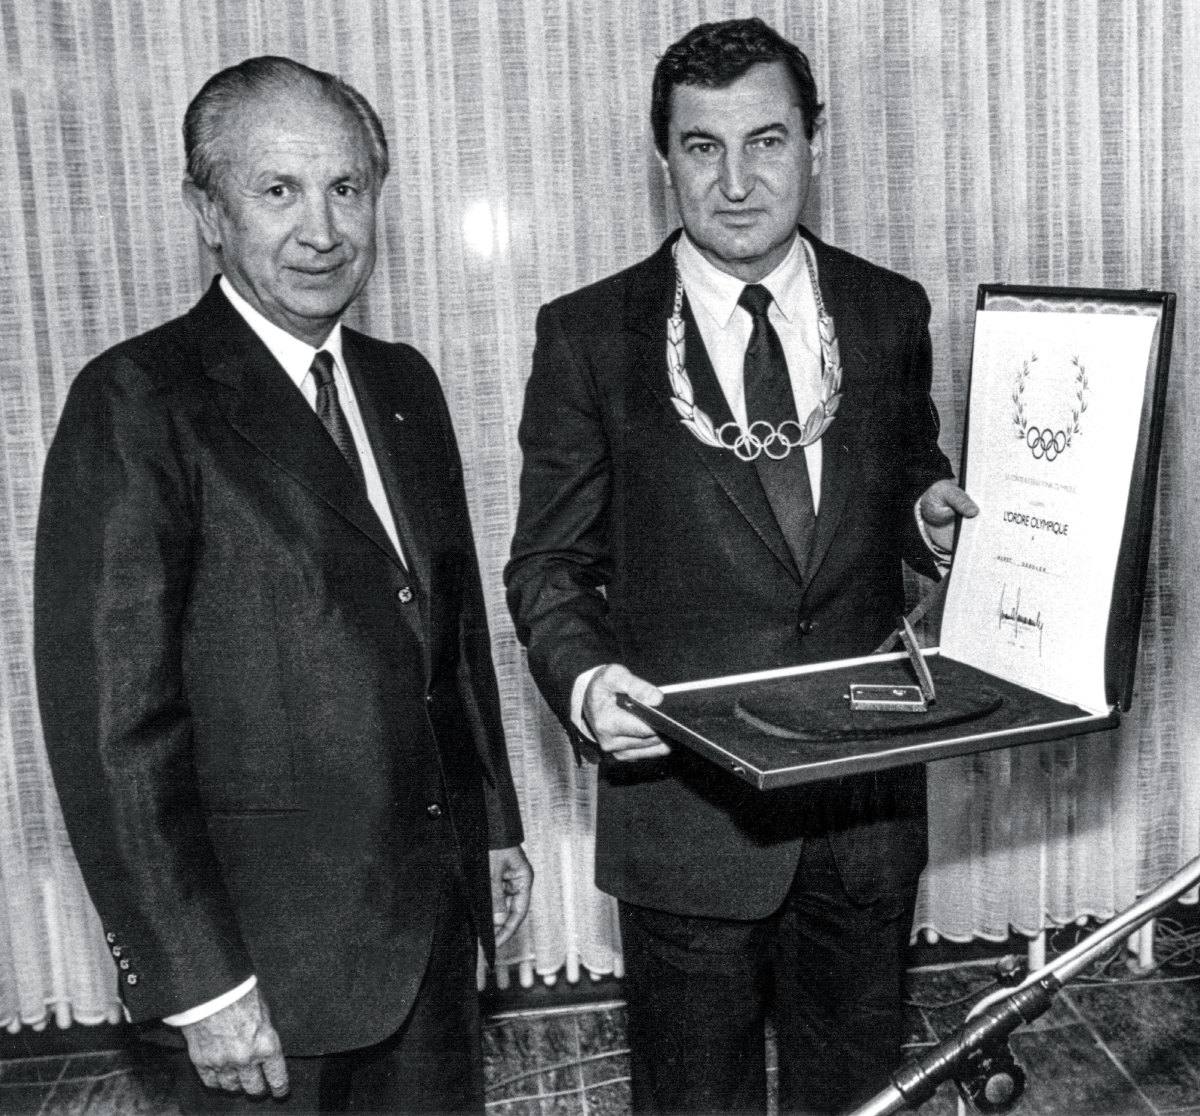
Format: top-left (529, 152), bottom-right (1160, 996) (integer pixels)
top-left (506, 17), bottom-right (978, 1114)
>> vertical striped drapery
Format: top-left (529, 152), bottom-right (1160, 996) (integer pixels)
top-left (2, 0), bottom-right (1198, 1029)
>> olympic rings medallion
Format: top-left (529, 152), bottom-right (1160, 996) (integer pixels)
top-left (718, 419), bottom-right (805, 462)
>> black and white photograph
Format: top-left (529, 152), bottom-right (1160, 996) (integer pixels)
top-left (2, 3), bottom-right (1199, 1115)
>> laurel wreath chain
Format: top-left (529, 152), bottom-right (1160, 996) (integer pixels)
top-left (666, 240), bottom-right (843, 453)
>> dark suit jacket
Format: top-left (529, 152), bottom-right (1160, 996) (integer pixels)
top-left (506, 229), bottom-right (952, 919)
top-left (35, 279), bottom-right (523, 1056)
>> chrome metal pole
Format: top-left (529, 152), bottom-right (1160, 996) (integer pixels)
top-left (846, 854), bottom-right (1200, 1116)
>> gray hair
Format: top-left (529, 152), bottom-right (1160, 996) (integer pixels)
top-left (183, 55), bottom-right (389, 198)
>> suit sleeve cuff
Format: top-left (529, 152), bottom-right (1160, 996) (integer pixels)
top-left (162, 976), bottom-right (257, 1027)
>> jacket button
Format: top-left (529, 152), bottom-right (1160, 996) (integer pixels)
top-left (798, 618), bottom-right (813, 635)
top-left (426, 803), bottom-right (443, 819)
top-left (397, 587), bottom-right (413, 603)
top-left (126, 974), bottom-right (138, 986)
top-left (106, 932), bottom-right (116, 944)
top-left (111, 946), bottom-right (122, 957)
top-left (119, 959), bottom-right (130, 970)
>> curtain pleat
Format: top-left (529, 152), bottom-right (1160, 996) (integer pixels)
top-left (2, 0), bottom-right (1198, 1029)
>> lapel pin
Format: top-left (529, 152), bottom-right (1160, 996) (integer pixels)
top-left (394, 412), bottom-right (404, 422)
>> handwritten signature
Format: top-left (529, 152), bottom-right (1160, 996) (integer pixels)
top-left (998, 585), bottom-right (1044, 656)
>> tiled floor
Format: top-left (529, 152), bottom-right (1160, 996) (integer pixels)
top-left (4, 960), bottom-right (1200, 1115)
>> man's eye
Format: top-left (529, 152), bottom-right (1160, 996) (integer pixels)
top-left (753, 136), bottom-right (781, 150)
top-left (686, 143), bottom-right (717, 157)
top-left (333, 183), bottom-right (359, 197)
top-left (265, 184), bottom-right (292, 199)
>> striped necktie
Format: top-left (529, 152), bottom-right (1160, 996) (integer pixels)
top-left (310, 350), bottom-right (366, 490)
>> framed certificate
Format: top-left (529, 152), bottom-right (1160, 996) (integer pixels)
top-left (621, 285), bottom-right (1176, 790)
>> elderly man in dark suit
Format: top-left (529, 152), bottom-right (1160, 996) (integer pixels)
top-left (35, 55), bottom-right (531, 1114)
top-left (507, 18), bottom-right (975, 1116)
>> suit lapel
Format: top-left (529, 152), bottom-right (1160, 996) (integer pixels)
top-left (626, 237), bottom-right (802, 583)
top-left (187, 282), bottom-right (404, 571)
top-left (343, 333), bottom-right (434, 651)
top-left (802, 234), bottom-right (866, 586)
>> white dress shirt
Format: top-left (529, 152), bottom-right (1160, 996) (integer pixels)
top-left (219, 276), bottom-right (406, 566)
top-left (162, 278), bottom-right (405, 1028)
top-left (674, 231), bottom-right (824, 510)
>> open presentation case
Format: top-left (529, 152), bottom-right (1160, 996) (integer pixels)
top-left (619, 285), bottom-right (1176, 790)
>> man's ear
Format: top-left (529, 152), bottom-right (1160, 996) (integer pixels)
top-left (182, 180), bottom-right (222, 252)
top-left (657, 151), bottom-right (673, 190)
top-left (808, 127), bottom-right (824, 176)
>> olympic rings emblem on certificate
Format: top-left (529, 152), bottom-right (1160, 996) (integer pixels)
top-left (1025, 426), bottom-right (1068, 461)
top-left (1012, 353), bottom-right (1089, 463)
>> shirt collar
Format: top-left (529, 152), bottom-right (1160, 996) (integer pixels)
top-left (219, 275), bottom-right (345, 389)
top-left (675, 231), bottom-right (809, 329)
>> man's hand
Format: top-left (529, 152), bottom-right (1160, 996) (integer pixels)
top-left (490, 845), bottom-right (535, 947)
top-left (180, 984), bottom-right (288, 1098)
top-left (918, 479), bottom-right (979, 555)
top-left (583, 664), bottom-right (669, 761)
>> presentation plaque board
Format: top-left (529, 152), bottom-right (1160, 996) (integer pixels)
top-left (620, 286), bottom-right (1175, 790)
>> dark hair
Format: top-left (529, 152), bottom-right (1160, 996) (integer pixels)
top-left (651, 18), bottom-right (824, 155)
top-left (183, 56), bottom-right (389, 198)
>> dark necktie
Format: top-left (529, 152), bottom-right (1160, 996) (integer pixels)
top-left (739, 283), bottom-right (817, 575)
top-left (310, 350), bottom-right (366, 490)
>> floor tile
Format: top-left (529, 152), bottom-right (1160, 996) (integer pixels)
top-left (485, 1099), bottom-right (543, 1116)
top-left (580, 1051), bottom-right (629, 1089)
top-left (0, 1054), bottom-right (67, 1085)
top-left (576, 1006), bottom-right (626, 1059)
top-left (488, 1067), bottom-right (581, 1106)
top-left (537, 1089), bottom-right (586, 1116)
top-left (541, 1065), bottom-right (582, 1101)
top-left (903, 1003), bottom-right (939, 1052)
top-left (33, 1077), bottom-right (99, 1116)
top-left (57, 1050), bottom-right (135, 1082)
top-left (484, 1013), bottom-right (583, 1102)
top-left (78, 1064), bottom-right (181, 1115)
top-left (483, 1011), bottom-right (581, 1067)
top-left (581, 1078), bottom-right (630, 1116)
top-left (1007, 1021), bottom-right (1157, 1115)
top-left (0, 1082), bottom-right (57, 1114)
top-left (1067, 977), bottom-right (1200, 1110)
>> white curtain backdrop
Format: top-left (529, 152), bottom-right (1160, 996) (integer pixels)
top-left (2, 0), bottom-right (1198, 1029)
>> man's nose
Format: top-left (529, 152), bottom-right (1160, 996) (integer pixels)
top-left (719, 150), bottom-right (751, 200)
top-left (297, 194), bottom-right (339, 250)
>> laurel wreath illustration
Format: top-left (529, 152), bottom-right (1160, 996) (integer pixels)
top-left (1011, 353), bottom-right (1089, 462)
